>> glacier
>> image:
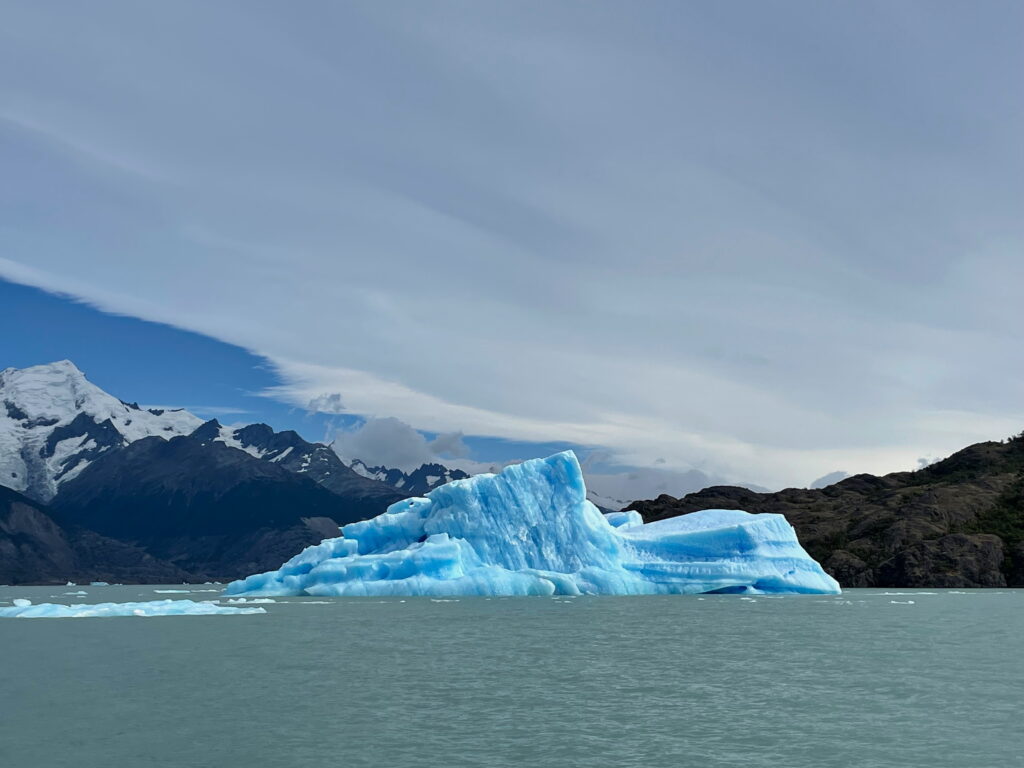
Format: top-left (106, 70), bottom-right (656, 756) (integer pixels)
top-left (227, 451), bottom-right (840, 597)
top-left (0, 598), bottom-right (267, 618)
top-left (0, 361), bottom-right (202, 502)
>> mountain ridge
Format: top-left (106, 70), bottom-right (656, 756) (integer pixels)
top-left (50, 434), bottom-right (397, 579)
top-left (4, 361), bottom-right (1023, 587)
top-left (1, 362), bottom-right (407, 582)
top-left (345, 457), bottom-right (471, 495)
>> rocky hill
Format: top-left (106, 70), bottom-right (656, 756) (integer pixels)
top-left (0, 484), bottom-right (188, 585)
top-left (628, 433), bottom-right (1024, 588)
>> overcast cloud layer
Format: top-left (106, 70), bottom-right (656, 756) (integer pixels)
top-left (2, 1), bottom-right (1022, 489)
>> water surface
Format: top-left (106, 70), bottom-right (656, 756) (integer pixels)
top-left (1, 586), bottom-right (1020, 767)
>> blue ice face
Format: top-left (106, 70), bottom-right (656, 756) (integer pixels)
top-left (226, 451), bottom-right (840, 597)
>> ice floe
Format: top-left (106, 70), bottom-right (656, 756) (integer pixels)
top-left (0, 598), bottom-right (267, 618)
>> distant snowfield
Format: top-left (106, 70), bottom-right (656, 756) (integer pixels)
top-left (0, 361), bottom-right (202, 502)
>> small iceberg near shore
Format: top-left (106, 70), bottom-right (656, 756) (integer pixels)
top-left (227, 451), bottom-right (839, 597)
top-left (0, 598), bottom-right (267, 618)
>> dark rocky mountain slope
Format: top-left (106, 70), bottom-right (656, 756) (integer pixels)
top-left (50, 434), bottom-right (397, 580)
top-left (629, 433), bottom-right (1024, 588)
top-left (346, 458), bottom-right (470, 495)
top-left (193, 420), bottom-right (405, 509)
top-left (1, 484), bottom-right (188, 585)
top-left (0, 360), bottom-right (202, 503)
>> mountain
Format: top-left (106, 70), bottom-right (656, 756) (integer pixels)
top-left (628, 433), bottom-right (1024, 588)
top-left (346, 458), bottom-right (470, 495)
top-left (0, 362), bottom-right (410, 582)
top-left (192, 420), bottom-right (404, 510)
top-left (0, 484), bottom-right (188, 585)
top-left (9, 361), bottom-right (1023, 588)
top-left (0, 361), bottom-right (202, 503)
top-left (50, 434), bottom-right (391, 579)
top-left (0, 360), bottom-right (405, 512)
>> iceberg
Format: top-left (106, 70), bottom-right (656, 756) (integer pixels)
top-left (227, 451), bottom-right (840, 597)
top-left (0, 598), bottom-right (267, 618)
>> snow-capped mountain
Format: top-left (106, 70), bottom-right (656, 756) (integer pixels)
top-left (345, 458), bottom-right (470, 495)
top-left (0, 361), bottom-right (202, 502)
top-left (50, 430), bottom-right (386, 579)
top-left (191, 420), bottom-right (404, 507)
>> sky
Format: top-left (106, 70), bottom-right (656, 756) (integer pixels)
top-left (1, 280), bottom-right (579, 468)
top-left (2, 1), bottom-right (1023, 495)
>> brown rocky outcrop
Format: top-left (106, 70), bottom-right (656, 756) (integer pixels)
top-left (628, 434), bottom-right (1024, 587)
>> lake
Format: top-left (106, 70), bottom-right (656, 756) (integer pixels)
top-left (1, 586), bottom-right (1020, 767)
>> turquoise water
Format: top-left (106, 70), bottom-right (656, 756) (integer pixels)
top-left (1, 586), bottom-right (1021, 768)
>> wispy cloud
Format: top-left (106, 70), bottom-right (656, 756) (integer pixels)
top-left (2, 2), bottom-right (1022, 488)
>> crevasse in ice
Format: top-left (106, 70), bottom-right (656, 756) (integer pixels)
top-left (226, 451), bottom-right (840, 597)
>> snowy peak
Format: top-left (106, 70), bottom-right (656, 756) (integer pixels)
top-left (0, 361), bottom-right (203, 502)
top-left (407, 462), bottom-right (471, 493)
top-left (0, 361), bottom-right (201, 441)
top-left (2, 360), bottom-right (98, 425)
top-left (232, 423), bottom-right (308, 462)
top-left (193, 419), bottom-right (311, 462)
top-left (3, 362), bottom-right (424, 511)
top-left (347, 459), bottom-right (406, 487)
top-left (346, 458), bottom-right (470, 495)
top-left (191, 420), bottom-right (405, 504)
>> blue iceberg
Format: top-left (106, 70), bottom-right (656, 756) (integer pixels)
top-left (227, 451), bottom-right (840, 597)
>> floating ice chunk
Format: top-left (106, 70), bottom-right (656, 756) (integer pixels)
top-left (90, 581), bottom-right (110, 586)
top-left (227, 451), bottom-right (840, 598)
top-left (153, 589), bottom-right (191, 593)
top-left (0, 599), bottom-right (268, 618)
top-left (13, 598), bottom-right (31, 607)
top-left (224, 597), bottom-right (276, 604)
top-left (63, 591), bottom-right (88, 596)
top-left (604, 510), bottom-right (643, 529)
